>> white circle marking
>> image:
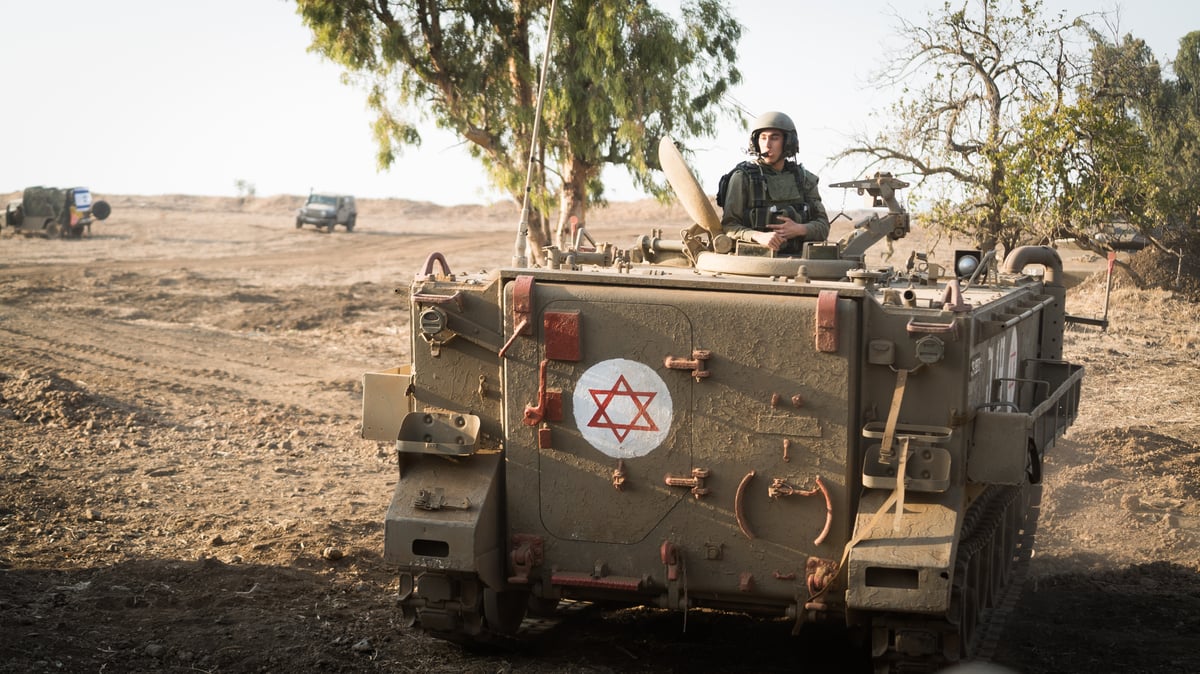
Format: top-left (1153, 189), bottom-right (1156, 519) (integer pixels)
top-left (573, 358), bottom-right (673, 458)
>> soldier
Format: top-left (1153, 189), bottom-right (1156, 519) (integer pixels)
top-left (718, 111), bottom-right (829, 254)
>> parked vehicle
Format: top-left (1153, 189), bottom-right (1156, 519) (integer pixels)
top-left (4, 186), bottom-right (110, 238)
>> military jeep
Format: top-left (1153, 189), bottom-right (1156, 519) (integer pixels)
top-left (4, 186), bottom-right (110, 238)
top-left (296, 192), bottom-right (356, 232)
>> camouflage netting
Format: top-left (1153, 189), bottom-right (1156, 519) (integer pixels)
top-left (20, 187), bottom-right (67, 219)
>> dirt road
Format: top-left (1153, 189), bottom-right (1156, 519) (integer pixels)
top-left (1, 194), bottom-right (1197, 673)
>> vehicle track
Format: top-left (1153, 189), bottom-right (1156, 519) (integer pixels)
top-left (873, 483), bottom-right (1039, 673)
top-left (971, 486), bottom-right (1041, 666)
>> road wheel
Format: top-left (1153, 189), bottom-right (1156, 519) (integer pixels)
top-left (43, 219), bottom-right (60, 238)
top-left (345, 216), bottom-right (355, 232)
top-left (295, 218), bottom-right (303, 229)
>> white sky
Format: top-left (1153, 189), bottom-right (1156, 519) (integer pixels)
top-left (1, 0), bottom-right (1195, 205)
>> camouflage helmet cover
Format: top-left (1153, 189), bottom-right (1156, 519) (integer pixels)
top-left (748, 110), bottom-right (799, 157)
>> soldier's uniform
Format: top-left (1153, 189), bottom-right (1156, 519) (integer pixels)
top-left (720, 161), bottom-right (829, 255)
top-left (719, 110), bottom-right (830, 256)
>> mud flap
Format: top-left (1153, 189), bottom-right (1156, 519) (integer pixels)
top-left (968, 411), bottom-right (1029, 484)
top-left (383, 451), bottom-right (506, 589)
top-left (361, 366), bottom-right (414, 441)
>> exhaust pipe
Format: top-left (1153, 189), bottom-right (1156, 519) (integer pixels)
top-left (1001, 246), bottom-right (1063, 287)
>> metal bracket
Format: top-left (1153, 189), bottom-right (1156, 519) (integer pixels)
top-left (413, 487), bottom-right (470, 511)
top-left (816, 290), bottom-right (839, 353)
top-left (513, 274), bottom-right (534, 334)
top-left (664, 349), bottom-right (712, 381)
top-left (660, 540), bottom-right (681, 582)
top-left (665, 467), bottom-right (711, 498)
top-left (508, 534), bottom-right (544, 584)
top-left (612, 460), bottom-right (627, 491)
top-left (499, 275), bottom-right (535, 358)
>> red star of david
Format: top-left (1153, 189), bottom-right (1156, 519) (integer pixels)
top-left (587, 374), bottom-right (659, 441)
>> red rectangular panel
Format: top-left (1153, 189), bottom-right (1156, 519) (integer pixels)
top-left (544, 310), bottom-right (581, 361)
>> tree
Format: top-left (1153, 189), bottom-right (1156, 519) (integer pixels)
top-left (837, 0), bottom-right (1089, 254)
top-left (1033, 28), bottom-right (1200, 252)
top-left (1141, 31), bottom-right (1200, 243)
top-left (1002, 39), bottom-right (1161, 246)
top-left (295, 0), bottom-right (742, 262)
top-left (1069, 31), bottom-right (1168, 235)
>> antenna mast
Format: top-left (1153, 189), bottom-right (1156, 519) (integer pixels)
top-left (512, 0), bottom-right (558, 268)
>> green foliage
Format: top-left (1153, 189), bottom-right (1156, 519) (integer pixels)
top-left (542, 1), bottom-right (741, 203)
top-left (1004, 96), bottom-right (1158, 243)
top-left (1139, 31), bottom-right (1200, 245)
top-left (846, 0), bottom-right (1199, 257)
top-left (1022, 29), bottom-right (1200, 252)
top-left (838, 0), bottom-right (1091, 254)
top-left (234, 179), bottom-right (257, 199)
top-left (293, 0), bottom-right (741, 245)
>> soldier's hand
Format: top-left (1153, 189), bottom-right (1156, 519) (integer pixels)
top-left (768, 219), bottom-right (807, 241)
top-left (751, 230), bottom-right (784, 251)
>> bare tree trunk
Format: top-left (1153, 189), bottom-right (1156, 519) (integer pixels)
top-left (556, 157), bottom-right (594, 249)
top-left (525, 210), bottom-right (550, 265)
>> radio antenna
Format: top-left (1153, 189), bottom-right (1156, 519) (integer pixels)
top-left (512, 0), bottom-right (559, 268)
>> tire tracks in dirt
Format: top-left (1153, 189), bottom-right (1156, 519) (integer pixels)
top-left (0, 307), bottom-right (362, 422)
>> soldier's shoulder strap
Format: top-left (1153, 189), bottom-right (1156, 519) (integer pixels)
top-left (715, 160), bottom-right (764, 208)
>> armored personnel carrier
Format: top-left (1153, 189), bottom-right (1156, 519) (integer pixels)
top-left (361, 138), bottom-right (1083, 672)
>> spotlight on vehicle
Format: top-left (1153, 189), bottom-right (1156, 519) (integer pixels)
top-left (954, 250), bottom-right (983, 278)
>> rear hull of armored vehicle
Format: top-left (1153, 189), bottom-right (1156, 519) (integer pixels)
top-left (500, 273), bottom-right (856, 613)
top-left (367, 252), bottom-right (1081, 670)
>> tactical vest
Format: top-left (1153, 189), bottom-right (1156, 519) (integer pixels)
top-left (716, 160), bottom-right (811, 230)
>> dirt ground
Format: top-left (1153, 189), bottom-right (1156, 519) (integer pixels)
top-left (1, 192), bottom-right (1197, 673)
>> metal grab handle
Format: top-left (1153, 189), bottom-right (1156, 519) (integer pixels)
top-left (735, 471), bottom-right (756, 539)
top-left (413, 290), bottom-right (462, 307)
top-left (522, 359), bottom-right (550, 426)
top-left (906, 318), bottom-right (958, 335)
top-left (418, 252), bottom-right (452, 278)
top-left (768, 476), bottom-right (833, 546)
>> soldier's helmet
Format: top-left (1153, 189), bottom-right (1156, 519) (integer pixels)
top-left (748, 111), bottom-right (799, 157)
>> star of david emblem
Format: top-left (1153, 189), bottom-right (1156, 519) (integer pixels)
top-left (587, 374), bottom-right (659, 441)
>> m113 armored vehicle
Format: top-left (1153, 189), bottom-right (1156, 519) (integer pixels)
top-left (361, 137), bottom-right (1083, 672)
